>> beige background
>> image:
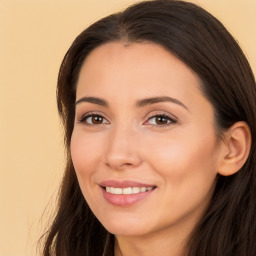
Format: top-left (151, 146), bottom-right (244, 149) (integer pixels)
top-left (0, 0), bottom-right (255, 255)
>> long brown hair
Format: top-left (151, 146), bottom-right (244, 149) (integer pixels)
top-left (42, 1), bottom-right (256, 255)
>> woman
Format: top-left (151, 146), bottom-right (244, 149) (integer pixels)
top-left (42, 0), bottom-right (256, 255)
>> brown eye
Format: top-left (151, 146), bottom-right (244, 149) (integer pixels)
top-left (91, 115), bottom-right (104, 124)
top-left (146, 114), bottom-right (177, 126)
top-left (80, 114), bottom-right (108, 125)
top-left (155, 116), bottom-right (169, 125)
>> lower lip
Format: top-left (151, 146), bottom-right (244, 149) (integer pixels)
top-left (101, 187), bottom-right (155, 207)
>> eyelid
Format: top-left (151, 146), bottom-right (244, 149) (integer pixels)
top-left (143, 111), bottom-right (178, 126)
top-left (77, 111), bottom-right (110, 124)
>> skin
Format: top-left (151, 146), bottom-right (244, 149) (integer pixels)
top-left (71, 42), bottom-right (226, 256)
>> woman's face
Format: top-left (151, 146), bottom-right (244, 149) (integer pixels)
top-left (71, 42), bottom-right (223, 238)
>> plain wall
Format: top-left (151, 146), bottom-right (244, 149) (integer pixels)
top-left (0, 0), bottom-right (255, 255)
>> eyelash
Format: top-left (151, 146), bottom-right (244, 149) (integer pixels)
top-left (78, 112), bottom-right (177, 127)
top-left (78, 112), bottom-right (109, 126)
top-left (145, 113), bottom-right (177, 127)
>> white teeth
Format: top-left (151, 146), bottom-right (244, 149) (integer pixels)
top-left (132, 187), bottom-right (140, 193)
top-left (123, 187), bottom-right (132, 194)
top-left (105, 186), bottom-right (154, 195)
top-left (140, 187), bottom-right (146, 192)
top-left (115, 188), bottom-right (123, 195)
top-left (109, 187), bottom-right (122, 194)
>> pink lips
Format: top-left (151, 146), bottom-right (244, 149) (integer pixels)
top-left (100, 180), bottom-right (155, 188)
top-left (99, 180), bottom-right (156, 207)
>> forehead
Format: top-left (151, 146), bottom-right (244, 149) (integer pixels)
top-left (76, 42), bottom-right (201, 97)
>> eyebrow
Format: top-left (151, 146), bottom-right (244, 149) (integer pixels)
top-left (135, 96), bottom-right (189, 110)
top-left (75, 97), bottom-right (108, 107)
top-left (75, 96), bottom-right (188, 111)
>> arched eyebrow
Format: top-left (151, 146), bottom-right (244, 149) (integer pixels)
top-left (135, 96), bottom-right (189, 111)
top-left (75, 96), bottom-right (189, 111)
top-left (75, 97), bottom-right (108, 107)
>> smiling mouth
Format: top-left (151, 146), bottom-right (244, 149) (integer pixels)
top-left (103, 186), bottom-right (156, 195)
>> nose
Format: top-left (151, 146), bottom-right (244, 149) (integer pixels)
top-left (104, 125), bottom-right (142, 170)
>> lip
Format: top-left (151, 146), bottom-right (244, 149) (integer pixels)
top-left (99, 180), bottom-right (157, 207)
top-left (99, 180), bottom-right (156, 188)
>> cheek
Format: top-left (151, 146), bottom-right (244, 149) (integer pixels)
top-left (148, 139), bottom-right (213, 172)
top-left (149, 126), bottom-right (219, 176)
top-left (70, 130), bottom-right (106, 210)
top-left (146, 130), bottom-right (219, 206)
top-left (147, 137), bottom-right (218, 228)
top-left (70, 130), bottom-right (103, 173)
top-left (70, 130), bottom-right (106, 202)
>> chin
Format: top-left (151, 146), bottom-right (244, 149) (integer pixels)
top-left (99, 215), bottom-right (151, 236)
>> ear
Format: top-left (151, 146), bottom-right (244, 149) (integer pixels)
top-left (217, 121), bottom-right (251, 176)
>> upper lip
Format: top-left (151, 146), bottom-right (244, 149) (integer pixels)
top-left (99, 180), bottom-right (156, 188)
